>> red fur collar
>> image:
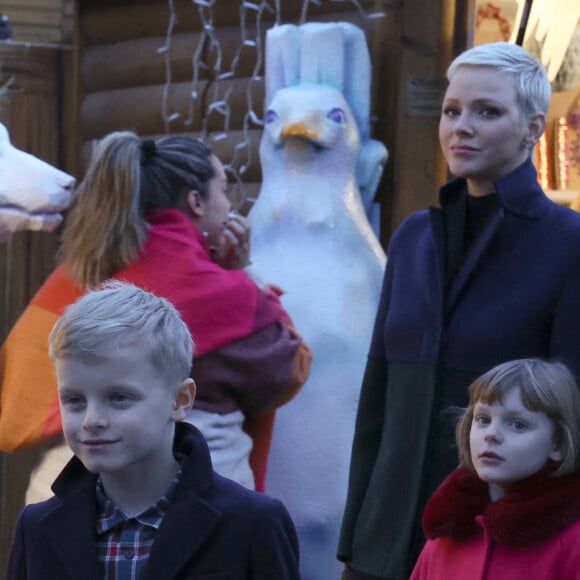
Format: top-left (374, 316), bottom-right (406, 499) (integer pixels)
top-left (423, 466), bottom-right (580, 547)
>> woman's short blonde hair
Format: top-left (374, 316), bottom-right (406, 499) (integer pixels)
top-left (456, 358), bottom-right (580, 477)
top-left (447, 41), bottom-right (551, 119)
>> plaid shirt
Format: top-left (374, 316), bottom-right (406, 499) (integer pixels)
top-left (95, 471), bottom-right (181, 580)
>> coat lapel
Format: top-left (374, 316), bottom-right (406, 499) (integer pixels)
top-left (428, 206), bottom-right (446, 309)
top-left (143, 422), bottom-right (222, 579)
top-left (142, 492), bottom-right (222, 579)
top-left (40, 475), bottom-right (100, 580)
top-left (37, 423), bottom-right (220, 580)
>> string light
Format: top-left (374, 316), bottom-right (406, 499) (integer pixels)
top-left (161, 0), bottom-right (384, 210)
top-left (557, 118), bottom-right (569, 190)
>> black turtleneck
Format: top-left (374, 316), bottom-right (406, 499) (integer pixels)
top-left (464, 192), bottom-right (500, 250)
top-left (445, 190), bottom-right (500, 287)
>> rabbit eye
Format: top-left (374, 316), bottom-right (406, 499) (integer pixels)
top-left (327, 108), bottom-right (346, 124)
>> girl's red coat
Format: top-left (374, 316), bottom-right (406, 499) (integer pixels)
top-left (411, 466), bottom-right (580, 579)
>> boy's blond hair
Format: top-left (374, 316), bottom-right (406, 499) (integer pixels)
top-left (456, 358), bottom-right (580, 477)
top-left (49, 281), bottom-right (194, 387)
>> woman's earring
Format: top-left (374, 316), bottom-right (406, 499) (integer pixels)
top-left (522, 139), bottom-right (536, 151)
top-left (202, 230), bottom-right (209, 238)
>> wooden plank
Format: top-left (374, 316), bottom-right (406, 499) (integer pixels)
top-left (80, 79), bottom-right (265, 140)
top-left (79, 14), bottom-right (381, 93)
top-left (6, 24), bottom-right (63, 45)
top-left (2, 0), bottom-right (68, 45)
top-left (1, 7), bottom-right (62, 26)
top-left (0, 41), bottom-right (66, 571)
top-left (81, 26), bottom-right (262, 92)
top-left (80, 128), bottom-right (263, 183)
top-left (78, 0), bottom-right (376, 45)
top-left (80, 0), bottom-right (205, 45)
top-left (2, 0), bottom-right (62, 8)
top-left (0, 42), bottom-right (64, 94)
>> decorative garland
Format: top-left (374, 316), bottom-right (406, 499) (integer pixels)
top-left (557, 117), bottom-right (569, 190)
top-left (475, 2), bottom-right (511, 41)
top-left (534, 133), bottom-right (551, 190)
top-left (566, 95), bottom-right (580, 180)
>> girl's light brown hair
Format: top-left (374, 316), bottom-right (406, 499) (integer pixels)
top-left (60, 132), bottom-right (214, 287)
top-left (456, 358), bottom-right (580, 477)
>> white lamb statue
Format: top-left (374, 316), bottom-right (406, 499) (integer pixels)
top-left (0, 122), bottom-right (73, 241)
top-left (248, 22), bottom-right (387, 579)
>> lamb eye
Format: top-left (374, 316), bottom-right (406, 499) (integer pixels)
top-left (327, 108), bottom-right (346, 124)
top-left (265, 110), bottom-right (278, 124)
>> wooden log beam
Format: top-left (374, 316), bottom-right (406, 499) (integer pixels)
top-left (80, 129), bottom-right (263, 182)
top-left (78, 0), bottom-right (330, 45)
top-left (80, 79), bottom-right (265, 139)
top-left (80, 0), bottom-right (205, 46)
top-left (82, 26), bottom-right (265, 93)
top-left (79, 0), bottom-right (376, 45)
top-left (81, 7), bottom-right (376, 92)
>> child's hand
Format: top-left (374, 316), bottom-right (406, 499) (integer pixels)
top-left (209, 213), bottom-right (252, 270)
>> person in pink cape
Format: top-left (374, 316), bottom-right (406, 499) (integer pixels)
top-left (0, 131), bottom-right (311, 497)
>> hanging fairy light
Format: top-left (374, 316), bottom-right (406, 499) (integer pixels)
top-left (160, 0), bottom-right (384, 209)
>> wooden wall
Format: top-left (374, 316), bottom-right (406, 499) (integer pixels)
top-left (74, 0), bottom-right (390, 212)
top-left (1, 0), bottom-right (74, 46)
top-left (377, 0), bottom-right (473, 240)
top-left (0, 41), bottom-right (72, 569)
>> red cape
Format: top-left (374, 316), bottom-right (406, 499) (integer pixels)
top-left (0, 209), bottom-right (288, 491)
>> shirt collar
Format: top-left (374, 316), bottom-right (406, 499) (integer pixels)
top-left (95, 470), bottom-right (182, 534)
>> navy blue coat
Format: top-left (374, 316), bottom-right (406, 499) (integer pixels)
top-left (7, 422), bottom-right (300, 580)
top-left (338, 159), bottom-right (580, 580)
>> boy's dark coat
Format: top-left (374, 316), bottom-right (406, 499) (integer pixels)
top-left (7, 422), bottom-right (300, 580)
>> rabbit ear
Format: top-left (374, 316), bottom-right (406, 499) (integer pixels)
top-left (264, 24), bottom-right (303, 106)
top-left (340, 23), bottom-right (372, 143)
top-left (299, 23), bottom-right (345, 90)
